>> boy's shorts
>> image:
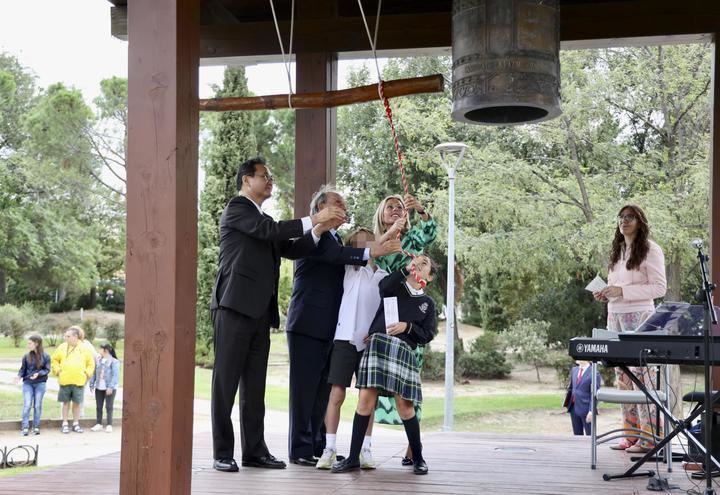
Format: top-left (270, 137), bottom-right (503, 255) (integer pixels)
top-left (57, 384), bottom-right (84, 403)
top-left (327, 340), bottom-right (364, 388)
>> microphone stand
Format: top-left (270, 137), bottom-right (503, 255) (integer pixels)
top-left (697, 242), bottom-right (718, 495)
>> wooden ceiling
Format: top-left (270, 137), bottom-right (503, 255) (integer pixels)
top-left (107, 1), bottom-right (720, 61)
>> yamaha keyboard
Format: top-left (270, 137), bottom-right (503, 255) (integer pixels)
top-left (569, 335), bottom-right (720, 366)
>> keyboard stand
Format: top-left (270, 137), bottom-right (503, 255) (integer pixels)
top-left (602, 363), bottom-right (720, 482)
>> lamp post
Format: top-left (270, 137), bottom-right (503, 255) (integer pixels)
top-left (434, 142), bottom-right (468, 432)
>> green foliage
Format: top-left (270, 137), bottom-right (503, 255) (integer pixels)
top-left (421, 345), bottom-right (445, 380)
top-left (98, 281), bottom-right (125, 313)
top-left (548, 350), bottom-right (576, 386)
top-left (502, 319), bottom-right (551, 382)
top-left (461, 332), bottom-right (512, 379)
top-left (81, 317), bottom-right (100, 343)
top-left (104, 320), bottom-right (124, 349)
top-left (277, 259), bottom-right (294, 325)
top-left (197, 67), bottom-right (257, 359)
top-left (0, 303), bottom-right (36, 347)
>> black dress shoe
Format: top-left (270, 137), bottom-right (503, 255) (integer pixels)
top-left (241, 454), bottom-right (287, 469)
top-left (213, 458), bottom-right (239, 472)
top-left (290, 457), bottom-right (318, 466)
top-left (413, 459), bottom-right (428, 475)
top-left (401, 456), bottom-right (413, 466)
top-left (331, 457), bottom-right (360, 473)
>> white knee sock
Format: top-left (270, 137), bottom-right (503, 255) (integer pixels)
top-left (326, 433), bottom-right (337, 450)
top-left (362, 435), bottom-right (372, 450)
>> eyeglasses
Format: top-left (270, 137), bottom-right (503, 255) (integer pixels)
top-left (253, 173), bottom-right (274, 183)
top-left (617, 214), bottom-right (637, 222)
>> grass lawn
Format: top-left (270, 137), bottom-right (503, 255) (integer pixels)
top-left (0, 336), bottom-right (125, 361)
top-left (0, 466), bottom-right (41, 478)
top-left (0, 389), bottom-right (96, 422)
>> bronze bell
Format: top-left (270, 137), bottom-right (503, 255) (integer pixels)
top-left (451, 0), bottom-right (562, 126)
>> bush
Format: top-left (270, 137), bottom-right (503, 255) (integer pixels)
top-left (195, 339), bottom-right (215, 369)
top-left (462, 333), bottom-right (511, 379)
top-left (0, 304), bottom-right (36, 347)
top-left (502, 319), bottom-right (551, 383)
top-left (82, 318), bottom-right (100, 343)
top-left (548, 349), bottom-right (576, 386)
top-left (104, 320), bottom-right (124, 349)
top-left (421, 345), bottom-right (445, 380)
top-left (98, 282), bottom-right (125, 313)
top-left (49, 297), bottom-right (74, 313)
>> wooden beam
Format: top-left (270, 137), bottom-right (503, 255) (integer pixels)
top-left (199, 74), bottom-right (444, 111)
top-left (120, 0), bottom-right (199, 493)
top-left (711, 35), bottom-right (720, 393)
top-left (111, 1), bottom-right (720, 60)
top-left (294, 51), bottom-right (337, 217)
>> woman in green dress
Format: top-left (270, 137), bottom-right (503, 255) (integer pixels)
top-left (372, 193), bottom-right (437, 464)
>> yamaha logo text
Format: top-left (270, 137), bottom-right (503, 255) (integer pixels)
top-left (575, 342), bottom-right (608, 354)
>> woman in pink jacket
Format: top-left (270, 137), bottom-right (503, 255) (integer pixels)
top-left (594, 204), bottom-right (666, 453)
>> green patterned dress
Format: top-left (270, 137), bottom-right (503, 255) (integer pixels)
top-left (374, 216), bottom-right (438, 424)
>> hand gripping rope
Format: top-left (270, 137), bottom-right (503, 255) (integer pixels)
top-left (358, 0), bottom-right (426, 288)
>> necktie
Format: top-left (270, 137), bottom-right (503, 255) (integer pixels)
top-left (576, 367), bottom-right (584, 385)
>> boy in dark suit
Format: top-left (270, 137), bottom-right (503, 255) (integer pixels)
top-left (566, 360), bottom-right (601, 435)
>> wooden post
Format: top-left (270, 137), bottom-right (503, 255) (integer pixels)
top-left (294, 51), bottom-right (338, 216)
top-left (121, 0), bottom-right (199, 494)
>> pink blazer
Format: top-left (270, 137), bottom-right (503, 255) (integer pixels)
top-left (607, 239), bottom-right (666, 314)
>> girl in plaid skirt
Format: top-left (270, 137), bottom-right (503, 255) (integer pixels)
top-left (332, 255), bottom-right (437, 475)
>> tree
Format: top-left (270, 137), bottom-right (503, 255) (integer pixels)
top-left (196, 67), bottom-right (257, 360)
top-left (502, 319), bottom-right (551, 383)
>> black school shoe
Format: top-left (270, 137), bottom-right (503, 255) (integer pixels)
top-left (241, 454), bottom-right (287, 469)
top-left (331, 457), bottom-right (360, 473)
top-left (401, 456), bottom-right (413, 466)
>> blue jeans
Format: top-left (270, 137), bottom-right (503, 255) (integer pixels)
top-left (22, 381), bottom-right (47, 429)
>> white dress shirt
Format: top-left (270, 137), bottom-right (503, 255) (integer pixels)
top-left (334, 264), bottom-right (388, 351)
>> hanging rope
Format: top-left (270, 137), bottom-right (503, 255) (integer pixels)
top-left (269, 0), bottom-right (295, 109)
top-left (357, 0), bottom-right (426, 288)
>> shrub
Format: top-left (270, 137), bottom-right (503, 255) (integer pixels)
top-left (49, 297), bottom-right (74, 313)
top-left (0, 304), bottom-right (36, 347)
top-left (98, 282), bottom-right (125, 313)
top-left (82, 318), bottom-right (100, 343)
top-left (502, 319), bottom-right (551, 383)
top-left (462, 333), bottom-right (511, 379)
top-left (104, 320), bottom-right (124, 349)
top-left (195, 338), bottom-right (214, 369)
top-left (548, 349), bottom-right (576, 386)
top-left (421, 345), bottom-right (445, 380)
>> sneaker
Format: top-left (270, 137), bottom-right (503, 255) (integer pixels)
top-left (106, 425), bottom-right (113, 433)
top-left (61, 424), bottom-right (70, 434)
top-left (21, 428), bottom-right (28, 436)
top-left (73, 424), bottom-right (83, 433)
top-left (359, 448), bottom-right (376, 469)
top-left (91, 424), bottom-right (103, 432)
top-left (316, 448), bottom-right (337, 470)
top-left (32, 427), bottom-right (40, 435)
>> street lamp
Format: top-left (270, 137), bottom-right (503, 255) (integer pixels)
top-left (434, 142), bottom-right (468, 432)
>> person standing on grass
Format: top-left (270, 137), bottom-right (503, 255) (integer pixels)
top-left (51, 326), bottom-right (95, 433)
top-left (14, 334), bottom-right (51, 436)
top-left (89, 343), bottom-right (120, 433)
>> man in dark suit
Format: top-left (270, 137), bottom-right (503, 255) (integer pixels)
top-left (566, 360), bottom-right (601, 435)
top-left (210, 158), bottom-right (345, 472)
top-left (285, 186), bottom-right (400, 465)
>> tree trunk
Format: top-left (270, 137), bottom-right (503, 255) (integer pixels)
top-left (666, 247), bottom-right (682, 302)
top-left (0, 269), bottom-right (5, 304)
top-left (89, 286), bottom-right (98, 309)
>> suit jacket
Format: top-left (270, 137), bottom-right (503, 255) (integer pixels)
top-left (566, 366), bottom-right (601, 417)
top-left (210, 195), bottom-right (315, 328)
top-left (285, 231), bottom-right (366, 341)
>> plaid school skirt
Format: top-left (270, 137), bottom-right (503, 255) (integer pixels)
top-left (356, 333), bottom-right (422, 403)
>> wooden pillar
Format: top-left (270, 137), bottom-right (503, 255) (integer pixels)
top-left (294, 51), bottom-right (338, 216)
top-left (121, 1), bottom-right (199, 494)
top-left (711, 37), bottom-right (720, 388)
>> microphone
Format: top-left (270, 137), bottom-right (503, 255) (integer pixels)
top-left (692, 239), bottom-right (704, 249)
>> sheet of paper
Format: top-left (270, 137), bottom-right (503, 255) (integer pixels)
top-left (584, 274), bottom-right (607, 293)
top-left (383, 296), bottom-right (399, 331)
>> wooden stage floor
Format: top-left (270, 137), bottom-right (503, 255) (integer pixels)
top-left (0, 429), bottom-right (712, 494)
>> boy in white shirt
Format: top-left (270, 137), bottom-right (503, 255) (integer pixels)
top-left (316, 227), bottom-right (389, 469)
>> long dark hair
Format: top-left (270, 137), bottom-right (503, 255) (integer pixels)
top-left (26, 334), bottom-right (45, 368)
top-left (100, 343), bottom-right (118, 360)
top-left (609, 204), bottom-right (650, 271)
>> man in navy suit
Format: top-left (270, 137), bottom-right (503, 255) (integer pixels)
top-left (567, 360), bottom-right (601, 435)
top-left (210, 158), bottom-right (345, 472)
top-left (285, 186), bottom-right (400, 465)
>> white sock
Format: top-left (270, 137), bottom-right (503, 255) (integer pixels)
top-left (326, 433), bottom-right (337, 451)
top-left (362, 436), bottom-right (372, 450)
top-left (73, 421), bottom-right (79, 426)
